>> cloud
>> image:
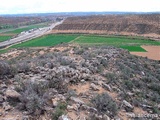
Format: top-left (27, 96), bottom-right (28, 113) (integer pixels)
top-left (0, 0), bottom-right (160, 14)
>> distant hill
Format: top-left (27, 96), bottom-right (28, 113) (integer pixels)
top-left (53, 14), bottom-right (160, 39)
top-left (1, 12), bottom-right (159, 17)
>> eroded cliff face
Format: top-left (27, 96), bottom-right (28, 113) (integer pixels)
top-left (53, 14), bottom-right (160, 37)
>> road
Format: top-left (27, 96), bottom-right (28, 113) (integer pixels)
top-left (0, 21), bottom-right (63, 49)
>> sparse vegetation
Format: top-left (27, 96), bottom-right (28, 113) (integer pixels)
top-left (51, 102), bottom-right (67, 120)
top-left (0, 44), bottom-right (160, 119)
top-left (91, 93), bottom-right (118, 117)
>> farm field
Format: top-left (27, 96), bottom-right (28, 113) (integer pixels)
top-left (1, 34), bottom-right (160, 54)
top-left (11, 34), bottom-right (78, 48)
top-left (0, 22), bottom-right (49, 43)
top-left (3, 22), bottom-right (49, 34)
top-left (0, 36), bottom-right (12, 42)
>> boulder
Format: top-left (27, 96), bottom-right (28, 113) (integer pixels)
top-left (122, 100), bottom-right (134, 112)
top-left (5, 89), bottom-right (21, 99)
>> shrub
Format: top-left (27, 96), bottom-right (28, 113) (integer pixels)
top-left (58, 57), bottom-right (72, 66)
top-left (16, 81), bottom-right (48, 115)
top-left (48, 77), bottom-right (68, 94)
top-left (148, 83), bottom-right (160, 94)
top-left (124, 80), bottom-right (134, 91)
top-left (16, 62), bottom-right (30, 73)
top-left (51, 102), bottom-right (67, 120)
top-left (91, 93), bottom-right (118, 116)
top-left (105, 73), bottom-right (117, 84)
top-left (0, 61), bottom-right (11, 76)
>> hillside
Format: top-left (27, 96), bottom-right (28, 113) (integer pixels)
top-left (53, 14), bottom-right (160, 39)
top-left (0, 44), bottom-right (160, 119)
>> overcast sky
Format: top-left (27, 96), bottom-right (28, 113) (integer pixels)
top-left (0, 0), bottom-right (160, 14)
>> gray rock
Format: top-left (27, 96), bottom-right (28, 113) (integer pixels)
top-left (102, 83), bottom-right (112, 91)
top-left (3, 102), bottom-right (12, 111)
top-left (158, 104), bottom-right (160, 109)
top-left (122, 100), bottom-right (134, 112)
top-left (103, 114), bottom-right (110, 120)
top-left (88, 107), bottom-right (98, 113)
top-left (58, 115), bottom-right (70, 120)
top-left (90, 83), bottom-right (99, 91)
top-left (70, 97), bottom-right (84, 105)
top-left (126, 112), bottom-right (135, 118)
top-left (0, 83), bottom-right (7, 89)
top-left (0, 94), bottom-right (4, 102)
top-left (67, 105), bottom-right (74, 111)
top-left (5, 89), bottom-right (21, 98)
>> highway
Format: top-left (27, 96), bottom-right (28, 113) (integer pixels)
top-left (0, 21), bottom-right (63, 48)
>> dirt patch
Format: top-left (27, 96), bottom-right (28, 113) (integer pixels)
top-left (130, 46), bottom-right (160, 60)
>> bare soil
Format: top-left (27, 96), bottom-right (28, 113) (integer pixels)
top-left (131, 46), bottom-right (160, 60)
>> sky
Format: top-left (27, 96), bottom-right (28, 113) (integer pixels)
top-left (0, 0), bottom-right (160, 14)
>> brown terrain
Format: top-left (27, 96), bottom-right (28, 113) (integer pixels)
top-left (131, 45), bottom-right (160, 60)
top-left (0, 44), bottom-right (160, 120)
top-left (52, 14), bottom-right (160, 39)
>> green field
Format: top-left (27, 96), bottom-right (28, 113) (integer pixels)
top-left (11, 34), bottom-right (78, 48)
top-left (0, 23), bottom-right (49, 43)
top-left (5, 23), bottom-right (48, 34)
top-left (1, 34), bottom-right (160, 54)
top-left (120, 46), bottom-right (146, 52)
top-left (71, 35), bottom-right (160, 51)
top-left (0, 36), bottom-right (12, 42)
top-left (73, 36), bottom-right (160, 46)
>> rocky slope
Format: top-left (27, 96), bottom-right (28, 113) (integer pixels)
top-left (53, 14), bottom-right (160, 39)
top-left (0, 44), bottom-right (160, 120)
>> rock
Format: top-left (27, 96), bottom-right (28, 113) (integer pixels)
top-left (127, 92), bottom-right (134, 96)
top-left (103, 114), bottom-right (110, 120)
top-left (102, 83), bottom-right (112, 91)
top-left (73, 104), bottom-right (80, 111)
top-left (90, 83), bottom-right (99, 91)
top-left (122, 100), bottom-right (134, 112)
top-left (88, 107), bottom-right (98, 113)
top-left (95, 114), bottom-right (103, 119)
top-left (114, 116), bottom-right (121, 120)
top-left (3, 102), bottom-right (12, 111)
top-left (70, 97), bottom-right (84, 105)
top-left (67, 105), bottom-right (74, 111)
top-left (126, 112), bottom-right (135, 118)
top-left (52, 98), bottom-right (59, 107)
top-left (5, 89), bottom-right (21, 99)
top-left (80, 79), bottom-right (85, 83)
top-left (158, 104), bottom-right (160, 109)
top-left (44, 106), bottom-right (54, 111)
top-left (22, 116), bottom-right (30, 120)
top-left (58, 115), bottom-right (70, 120)
top-left (67, 104), bottom-right (79, 111)
top-left (81, 105), bottom-right (89, 110)
top-left (141, 71), bottom-right (145, 75)
top-left (0, 83), bottom-right (7, 89)
top-left (0, 94), bottom-right (4, 102)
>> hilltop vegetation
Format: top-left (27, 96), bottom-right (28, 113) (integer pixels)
top-left (0, 44), bottom-right (160, 119)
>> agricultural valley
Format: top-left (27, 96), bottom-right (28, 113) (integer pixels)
top-left (0, 13), bottom-right (160, 120)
